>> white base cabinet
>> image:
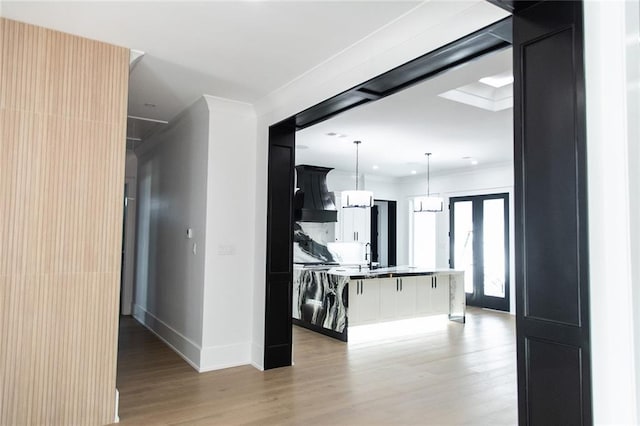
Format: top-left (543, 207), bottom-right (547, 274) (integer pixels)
top-left (379, 277), bottom-right (417, 320)
top-left (416, 275), bottom-right (450, 316)
top-left (348, 279), bottom-right (380, 325)
top-left (348, 273), bottom-right (456, 326)
top-left (432, 275), bottom-right (450, 315)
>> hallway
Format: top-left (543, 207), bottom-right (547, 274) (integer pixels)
top-left (115, 309), bottom-right (517, 425)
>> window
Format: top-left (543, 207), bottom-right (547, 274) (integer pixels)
top-left (410, 198), bottom-right (436, 268)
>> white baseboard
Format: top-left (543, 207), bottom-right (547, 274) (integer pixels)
top-left (251, 342), bottom-right (264, 371)
top-left (132, 304), bottom-right (258, 373)
top-left (114, 388), bottom-right (119, 423)
top-left (132, 304), bottom-right (201, 371)
top-left (199, 343), bottom-right (252, 372)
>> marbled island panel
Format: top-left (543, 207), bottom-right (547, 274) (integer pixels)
top-left (293, 269), bottom-right (348, 333)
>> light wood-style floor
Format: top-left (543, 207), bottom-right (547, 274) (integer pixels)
top-left (114, 308), bottom-right (517, 425)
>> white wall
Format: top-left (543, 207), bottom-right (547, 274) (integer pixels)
top-left (252, 2), bottom-right (511, 369)
top-left (584, 1), bottom-right (639, 423)
top-left (134, 96), bottom-right (257, 372)
top-left (201, 96), bottom-right (257, 371)
top-left (134, 98), bottom-right (210, 368)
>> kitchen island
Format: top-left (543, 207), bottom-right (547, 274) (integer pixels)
top-left (293, 266), bottom-right (465, 341)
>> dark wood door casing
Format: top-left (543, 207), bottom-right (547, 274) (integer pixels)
top-left (264, 117), bottom-right (296, 369)
top-left (513, 1), bottom-right (592, 424)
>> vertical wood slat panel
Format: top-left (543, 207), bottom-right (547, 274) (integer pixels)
top-left (0, 18), bottom-right (128, 425)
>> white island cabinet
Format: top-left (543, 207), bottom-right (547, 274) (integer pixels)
top-left (379, 277), bottom-right (417, 320)
top-left (346, 269), bottom-right (465, 327)
top-left (348, 279), bottom-right (380, 325)
top-left (293, 266), bottom-right (465, 342)
top-left (416, 274), bottom-right (450, 316)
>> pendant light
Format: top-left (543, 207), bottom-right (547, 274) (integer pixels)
top-left (342, 141), bottom-right (373, 208)
top-left (414, 152), bottom-right (443, 212)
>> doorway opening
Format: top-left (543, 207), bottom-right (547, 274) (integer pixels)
top-left (289, 26), bottom-right (514, 383)
top-left (371, 200), bottom-right (397, 267)
top-left (269, 16), bottom-right (514, 368)
top-left (267, 1), bottom-right (592, 422)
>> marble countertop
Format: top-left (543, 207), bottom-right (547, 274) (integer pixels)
top-left (322, 265), bottom-right (464, 279)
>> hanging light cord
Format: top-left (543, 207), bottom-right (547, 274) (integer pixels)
top-left (426, 152), bottom-right (432, 197)
top-left (354, 141), bottom-right (361, 191)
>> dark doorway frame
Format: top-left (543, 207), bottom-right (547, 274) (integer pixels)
top-left (371, 199), bottom-right (397, 267)
top-left (264, 2), bottom-right (591, 423)
top-left (265, 16), bottom-right (512, 370)
top-left (449, 193), bottom-right (510, 312)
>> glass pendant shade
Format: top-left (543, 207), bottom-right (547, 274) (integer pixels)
top-left (415, 152), bottom-right (443, 213)
top-left (413, 196), bottom-right (444, 212)
top-left (343, 140), bottom-right (373, 208)
top-left (343, 190), bottom-right (374, 208)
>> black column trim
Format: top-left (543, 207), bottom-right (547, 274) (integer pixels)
top-left (513, 1), bottom-right (591, 423)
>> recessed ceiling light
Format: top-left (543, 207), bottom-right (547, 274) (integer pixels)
top-left (144, 102), bottom-right (157, 108)
top-left (338, 134), bottom-right (348, 138)
top-left (462, 156), bottom-right (472, 160)
top-left (372, 165), bottom-right (379, 170)
top-left (411, 170), bottom-right (417, 175)
top-left (326, 132), bottom-right (337, 136)
top-left (479, 71), bottom-right (514, 88)
top-left (471, 159), bottom-right (479, 165)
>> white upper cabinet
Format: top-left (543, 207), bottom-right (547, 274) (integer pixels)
top-left (337, 193), bottom-right (371, 243)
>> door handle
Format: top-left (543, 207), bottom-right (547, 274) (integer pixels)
top-left (400, 278), bottom-right (403, 291)
top-left (434, 276), bottom-right (437, 289)
top-left (396, 279), bottom-right (399, 291)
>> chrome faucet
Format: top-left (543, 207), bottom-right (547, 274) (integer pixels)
top-left (364, 242), bottom-right (372, 270)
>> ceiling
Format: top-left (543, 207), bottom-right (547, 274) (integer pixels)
top-left (295, 47), bottom-right (513, 177)
top-left (2, 1), bottom-right (510, 164)
top-left (1, 1), bottom-right (423, 122)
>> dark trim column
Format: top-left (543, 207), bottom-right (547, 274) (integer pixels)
top-left (264, 117), bottom-right (296, 369)
top-left (513, 1), bottom-right (592, 424)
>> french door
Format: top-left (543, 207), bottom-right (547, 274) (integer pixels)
top-left (450, 193), bottom-right (509, 311)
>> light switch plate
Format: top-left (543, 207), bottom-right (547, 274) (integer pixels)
top-left (217, 244), bottom-right (235, 255)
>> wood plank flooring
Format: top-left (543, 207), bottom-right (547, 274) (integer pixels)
top-left (114, 308), bottom-right (517, 425)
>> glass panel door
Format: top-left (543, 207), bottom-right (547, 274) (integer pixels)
top-left (452, 201), bottom-right (474, 294)
top-left (483, 198), bottom-right (506, 298)
top-left (450, 193), bottom-right (509, 311)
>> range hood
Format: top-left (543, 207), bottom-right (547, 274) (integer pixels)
top-left (294, 165), bottom-right (337, 223)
